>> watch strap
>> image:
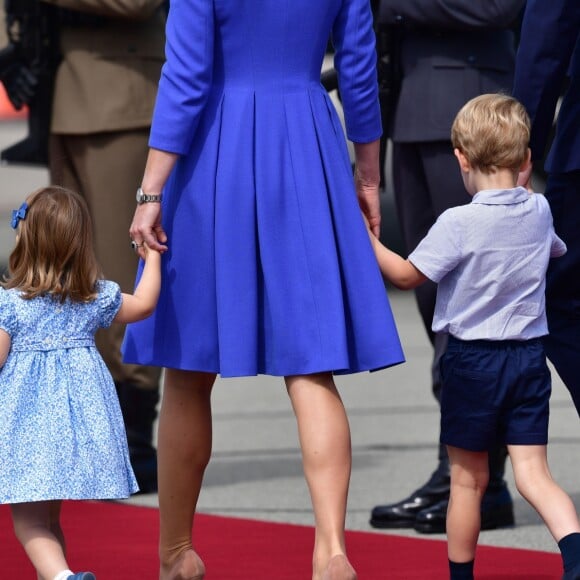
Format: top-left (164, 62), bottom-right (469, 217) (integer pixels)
top-left (136, 187), bottom-right (162, 204)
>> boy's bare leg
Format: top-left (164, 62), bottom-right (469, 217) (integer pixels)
top-left (446, 446), bottom-right (489, 563)
top-left (508, 444), bottom-right (580, 540)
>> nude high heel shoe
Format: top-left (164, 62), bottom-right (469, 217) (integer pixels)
top-left (322, 555), bottom-right (357, 580)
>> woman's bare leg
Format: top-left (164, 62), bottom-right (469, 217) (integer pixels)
top-left (11, 500), bottom-right (69, 580)
top-left (158, 369), bottom-right (216, 579)
top-left (446, 446), bottom-right (489, 564)
top-left (508, 445), bottom-right (580, 541)
top-left (285, 372), bottom-right (356, 580)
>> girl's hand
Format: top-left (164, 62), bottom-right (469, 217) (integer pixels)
top-left (140, 241), bottom-right (162, 260)
top-left (129, 202), bottom-right (168, 258)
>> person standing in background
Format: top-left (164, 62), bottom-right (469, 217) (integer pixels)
top-left (370, 0), bottom-right (524, 534)
top-left (40, 0), bottom-right (166, 492)
top-left (513, 0), bottom-right (580, 418)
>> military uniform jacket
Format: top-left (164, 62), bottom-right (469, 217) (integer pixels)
top-left (41, 0), bottom-right (165, 134)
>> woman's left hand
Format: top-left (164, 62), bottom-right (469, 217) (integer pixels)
top-left (353, 140), bottom-right (381, 238)
top-left (356, 178), bottom-right (381, 238)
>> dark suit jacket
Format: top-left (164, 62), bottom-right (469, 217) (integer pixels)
top-left (513, 0), bottom-right (580, 174)
top-left (378, 0), bottom-right (524, 142)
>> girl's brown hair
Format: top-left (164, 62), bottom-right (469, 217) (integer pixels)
top-left (2, 186), bottom-right (102, 302)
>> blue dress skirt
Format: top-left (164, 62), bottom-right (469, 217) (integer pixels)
top-left (0, 283), bottom-right (138, 503)
top-left (122, 0), bottom-right (405, 377)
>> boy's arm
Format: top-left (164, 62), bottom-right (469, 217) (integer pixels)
top-left (369, 234), bottom-right (427, 289)
top-left (0, 329), bottom-right (11, 368)
top-left (114, 246), bottom-right (162, 324)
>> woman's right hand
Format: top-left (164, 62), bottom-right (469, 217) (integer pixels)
top-left (129, 148), bottom-right (179, 258)
top-left (130, 202), bottom-right (168, 258)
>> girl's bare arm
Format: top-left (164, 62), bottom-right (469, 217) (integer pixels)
top-left (114, 247), bottom-right (162, 323)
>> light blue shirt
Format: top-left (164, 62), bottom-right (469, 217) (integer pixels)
top-left (409, 187), bottom-right (567, 341)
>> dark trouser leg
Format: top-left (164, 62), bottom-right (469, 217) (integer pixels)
top-left (542, 171), bottom-right (580, 416)
top-left (370, 142), bottom-right (512, 531)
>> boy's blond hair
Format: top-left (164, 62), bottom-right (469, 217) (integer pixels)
top-left (451, 93), bottom-right (531, 174)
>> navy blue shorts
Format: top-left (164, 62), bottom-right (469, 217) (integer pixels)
top-left (440, 336), bottom-right (551, 452)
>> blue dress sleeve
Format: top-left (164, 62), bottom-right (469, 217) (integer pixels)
top-left (0, 288), bottom-right (17, 336)
top-left (332, 0), bottom-right (382, 143)
top-left (149, 0), bottom-right (215, 155)
top-left (96, 280), bottom-right (123, 329)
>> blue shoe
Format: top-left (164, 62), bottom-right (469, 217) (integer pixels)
top-left (68, 573), bottom-right (96, 580)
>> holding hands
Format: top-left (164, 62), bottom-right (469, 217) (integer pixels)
top-left (129, 149), bottom-right (179, 258)
top-left (130, 202), bottom-right (168, 259)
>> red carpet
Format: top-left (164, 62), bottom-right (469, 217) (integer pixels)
top-left (0, 501), bottom-right (562, 578)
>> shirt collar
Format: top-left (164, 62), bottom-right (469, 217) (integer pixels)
top-left (471, 186), bottom-right (530, 205)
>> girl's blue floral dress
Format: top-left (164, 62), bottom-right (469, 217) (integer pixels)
top-left (0, 281), bottom-right (138, 504)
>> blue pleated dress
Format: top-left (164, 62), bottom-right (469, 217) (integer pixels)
top-left (122, 0), bottom-right (405, 377)
top-left (0, 283), bottom-right (138, 504)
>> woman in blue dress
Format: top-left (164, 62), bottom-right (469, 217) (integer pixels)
top-left (124, 1), bottom-right (405, 578)
top-left (0, 187), bottom-right (161, 580)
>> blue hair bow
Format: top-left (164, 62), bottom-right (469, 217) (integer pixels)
top-left (11, 202), bottom-right (28, 229)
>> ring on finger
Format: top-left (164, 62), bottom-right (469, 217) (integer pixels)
top-left (130, 240), bottom-right (143, 251)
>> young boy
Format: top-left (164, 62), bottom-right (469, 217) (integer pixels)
top-left (368, 93), bottom-right (580, 580)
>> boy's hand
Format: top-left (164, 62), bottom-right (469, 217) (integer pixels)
top-left (361, 212), bottom-right (370, 228)
top-left (361, 210), bottom-right (380, 254)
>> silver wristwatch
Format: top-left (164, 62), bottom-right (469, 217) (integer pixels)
top-left (136, 187), bottom-right (162, 204)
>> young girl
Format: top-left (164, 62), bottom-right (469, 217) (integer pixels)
top-left (0, 186), bottom-right (161, 580)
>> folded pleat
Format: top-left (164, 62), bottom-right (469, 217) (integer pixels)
top-left (123, 86), bottom-right (404, 376)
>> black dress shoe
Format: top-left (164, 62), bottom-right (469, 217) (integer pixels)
top-left (413, 483), bottom-right (515, 534)
top-left (370, 460), bottom-right (450, 529)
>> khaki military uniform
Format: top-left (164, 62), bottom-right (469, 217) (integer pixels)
top-left (42, 0), bottom-right (165, 390)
